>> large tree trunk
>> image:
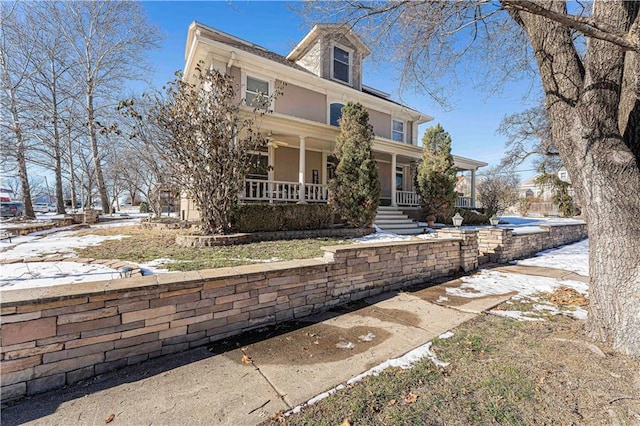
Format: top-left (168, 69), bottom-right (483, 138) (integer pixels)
top-left (86, 90), bottom-right (111, 214)
top-left (516, 0), bottom-right (640, 356)
top-left (8, 91), bottom-right (35, 218)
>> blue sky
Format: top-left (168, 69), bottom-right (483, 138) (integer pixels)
top-left (141, 1), bottom-right (541, 178)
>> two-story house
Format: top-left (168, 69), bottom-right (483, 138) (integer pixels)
top-left (180, 22), bottom-right (487, 224)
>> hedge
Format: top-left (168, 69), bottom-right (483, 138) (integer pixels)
top-left (232, 204), bottom-right (332, 233)
top-left (436, 208), bottom-right (489, 225)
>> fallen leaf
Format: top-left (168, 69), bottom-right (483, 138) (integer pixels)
top-left (388, 399), bottom-right (397, 406)
top-left (539, 377), bottom-right (545, 384)
top-left (241, 354), bottom-right (252, 364)
top-left (105, 413), bottom-right (115, 423)
top-left (405, 393), bottom-right (419, 403)
top-left (339, 419), bottom-right (351, 426)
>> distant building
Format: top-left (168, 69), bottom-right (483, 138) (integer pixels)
top-left (518, 168), bottom-right (573, 215)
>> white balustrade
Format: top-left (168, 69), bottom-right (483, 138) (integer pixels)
top-left (396, 191), bottom-right (420, 207)
top-left (242, 179), bottom-right (327, 203)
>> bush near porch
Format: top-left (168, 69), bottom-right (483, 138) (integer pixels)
top-left (232, 204), bottom-right (332, 233)
top-left (436, 208), bottom-right (489, 225)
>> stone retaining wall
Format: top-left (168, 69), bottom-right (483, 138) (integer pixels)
top-left (176, 228), bottom-right (375, 247)
top-left (477, 223), bottom-right (587, 263)
top-left (0, 237), bottom-right (470, 401)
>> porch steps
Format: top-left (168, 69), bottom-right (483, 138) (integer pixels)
top-left (374, 206), bottom-right (425, 236)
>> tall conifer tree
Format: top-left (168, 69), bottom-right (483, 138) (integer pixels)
top-left (415, 123), bottom-right (457, 219)
top-left (328, 102), bottom-right (380, 227)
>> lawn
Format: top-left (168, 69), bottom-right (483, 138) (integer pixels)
top-left (75, 226), bottom-right (350, 271)
top-left (266, 298), bottom-right (640, 425)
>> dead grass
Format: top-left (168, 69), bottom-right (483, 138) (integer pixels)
top-left (74, 225), bottom-right (349, 271)
top-left (268, 310), bottom-right (640, 425)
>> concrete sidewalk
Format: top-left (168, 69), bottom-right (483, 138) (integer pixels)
top-left (1, 266), bottom-right (568, 426)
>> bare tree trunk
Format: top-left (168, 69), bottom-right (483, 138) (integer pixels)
top-left (65, 118), bottom-right (78, 210)
top-left (517, 0), bottom-right (640, 355)
top-left (8, 94), bottom-right (34, 218)
top-left (86, 91), bottom-right (110, 213)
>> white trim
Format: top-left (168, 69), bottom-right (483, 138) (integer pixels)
top-left (391, 118), bottom-right (405, 143)
top-left (241, 71), bottom-right (275, 109)
top-left (191, 33), bottom-right (433, 123)
top-left (330, 42), bottom-right (353, 86)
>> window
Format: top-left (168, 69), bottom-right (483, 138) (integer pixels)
top-left (247, 153), bottom-right (269, 180)
top-left (329, 103), bottom-right (344, 127)
top-left (392, 119), bottom-right (405, 142)
top-left (396, 166), bottom-right (404, 191)
top-left (333, 46), bottom-right (350, 84)
top-left (245, 76), bottom-right (270, 108)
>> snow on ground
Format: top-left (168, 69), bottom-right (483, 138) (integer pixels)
top-left (288, 339), bottom-right (450, 415)
top-left (448, 269), bottom-right (589, 299)
top-left (0, 230), bottom-right (128, 261)
top-left (353, 225), bottom-right (414, 243)
top-left (515, 238), bottom-right (589, 276)
top-left (0, 261), bottom-right (122, 290)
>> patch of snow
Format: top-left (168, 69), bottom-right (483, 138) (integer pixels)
top-left (0, 231), bottom-right (128, 260)
top-left (354, 227), bottom-right (413, 244)
top-left (336, 341), bottom-right (355, 349)
top-left (0, 262), bottom-right (122, 290)
top-left (287, 339), bottom-right (449, 416)
top-left (516, 239), bottom-right (589, 276)
top-left (447, 270), bottom-right (589, 299)
top-left (136, 258), bottom-right (175, 275)
top-left (227, 257), bottom-right (282, 263)
top-left (89, 218), bottom-right (141, 229)
top-left (438, 331), bottom-right (454, 339)
top-left (490, 310), bottom-right (545, 321)
top-left (510, 226), bottom-right (547, 235)
top-left (570, 307), bottom-right (589, 320)
top-left (437, 295), bottom-right (449, 302)
top-left (358, 332), bottom-right (376, 342)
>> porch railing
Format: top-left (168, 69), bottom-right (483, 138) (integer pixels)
top-left (456, 196), bottom-right (473, 208)
top-left (396, 191), bottom-right (420, 206)
top-left (242, 179), bottom-right (328, 203)
top-left (394, 191), bottom-right (475, 208)
top-left (242, 182), bottom-right (474, 208)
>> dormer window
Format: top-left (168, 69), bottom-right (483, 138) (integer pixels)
top-left (332, 45), bottom-right (350, 84)
top-left (392, 119), bottom-right (405, 142)
top-left (329, 103), bottom-right (344, 126)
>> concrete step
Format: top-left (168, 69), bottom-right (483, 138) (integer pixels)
top-left (374, 214), bottom-right (410, 221)
top-left (374, 206), bottom-right (421, 235)
top-left (376, 221), bottom-right (418, 231)
top-left (393, 227), bottom-right (426, 235)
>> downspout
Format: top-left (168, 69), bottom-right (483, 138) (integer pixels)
top-left (227, 51), bottom-right (236, 71)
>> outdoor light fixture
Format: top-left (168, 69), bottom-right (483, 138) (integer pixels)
top-left (490, 215), bottom-right (500, 226)
top-left (452, 212), bottom-right (463, 227)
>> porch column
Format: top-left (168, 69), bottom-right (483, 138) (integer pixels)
top-left (321, 151), bottom-right (328, 186)
top-left (268, 144), bottom-right (275, 203)
top-left (470, 169), bottom-right (476, 208)
top-left (298, 136), bottom-right (306, 204)
top-left (391, 153), bottom-right (397, 207)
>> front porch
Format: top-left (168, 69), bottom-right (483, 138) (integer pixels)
top-left (241, 179), bottom-right (474, 208)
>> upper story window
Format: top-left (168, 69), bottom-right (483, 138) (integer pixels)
top-left (392, 119), bottom-right (405, 142)
top-left (333, 46), bottom-right (350, 84)
top-left (329, 103), bottom-right (344, 126)
top-left (246, 76), bottom-right (270, 108)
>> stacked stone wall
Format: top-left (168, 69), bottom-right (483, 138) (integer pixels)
top-left (0, 238), bottom-right (463, 401)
